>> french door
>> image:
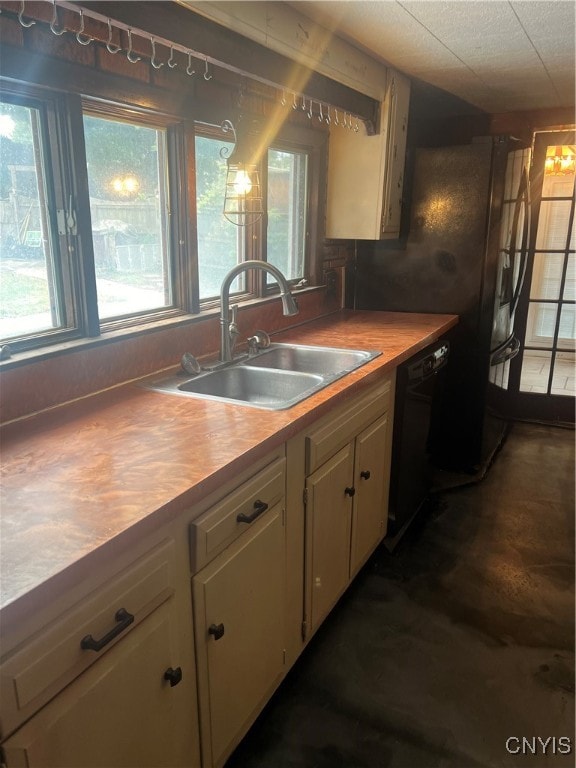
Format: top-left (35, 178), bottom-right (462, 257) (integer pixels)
top-left (511, 129), bottom-right (575, 423)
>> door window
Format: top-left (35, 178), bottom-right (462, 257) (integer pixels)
top-left (520, 140), bottom-right (575, 396)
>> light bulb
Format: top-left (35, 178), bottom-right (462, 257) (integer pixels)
top-left (233, 169), bottom-right (252, 196)
top-left (124, 176), bottom-right (139, 193)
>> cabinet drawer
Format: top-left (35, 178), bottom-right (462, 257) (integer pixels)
top-left (0, 539), bottom-right (176, 738)
top-left (190, 457), bottom-right (286, 573)
top-left (306, 378), bottom-right (392, 474)
top-left (2, 599), bottom-right (199, 768)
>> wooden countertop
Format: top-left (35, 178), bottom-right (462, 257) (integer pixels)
top-left (0, 310), bottom-right (457, 624)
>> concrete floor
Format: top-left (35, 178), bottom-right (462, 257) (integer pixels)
top-left (226, 422), bottom-right (575, 768)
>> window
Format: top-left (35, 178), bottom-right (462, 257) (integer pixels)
top-left (195, 133), bottom-right (245, 301)
top-left (520, 136), bottom-right (575, 398)
top-left (525, 175), bottom-right (575, 349)
top-left (83, 112), bottom-right (173, 321)
top-left (0, 94), bottom-right (75, 344)
top-left (194, 130), bottom-right (311, 302)
top-left (267, 148), bottom-right (308, 285)
top-left (0, 78), bottom-right (318, 356)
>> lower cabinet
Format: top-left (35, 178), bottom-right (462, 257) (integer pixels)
top-left (305, 444), bottom-right (354, 632)
top-left (0, 374), bottom-right (395, 768)
top-left (2, 600), bottom-right (197, 768)
top-left (350, 413), bottom-right (391, 575)
top-left (193, 506), bottom-right (285, 768)
top-left (303, 378), bottom-right (394, 637)
top-left (0, 538), bottom-right (200, 768)
top-left (190, 452), bottom-right (287, 768)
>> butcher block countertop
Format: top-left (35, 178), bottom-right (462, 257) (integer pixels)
top-left (0, 310), bottom-right (457, 624)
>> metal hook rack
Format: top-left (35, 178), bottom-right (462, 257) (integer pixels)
top-left (17, 1), bottom-right (367, 134)
top-left (126, 29), bottom-right (141, 63)
top-left (150, 38), bottom-right (164, 69)
top-left (105, 18), bottom-right (121, 54)
top-left (17, 0), bottom-right (36, 28)
top-left (76, 9), bottom-right (93, 45)
top-left (186, 52), bottom-right (196, 76)
top-left (50, 0), bottom-right (65, 35)
top-left (203, 58), bottom-right (212, 81)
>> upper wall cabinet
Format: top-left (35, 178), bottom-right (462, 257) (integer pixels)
top-left (326, 70), bottom-right (411, 240)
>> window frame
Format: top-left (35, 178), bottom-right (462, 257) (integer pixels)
top-left (0, 67), bottom-right (327, 358)
top-left (265, 140), bottom-right (311, 291)
top-left (0, 84), bottom-right (91, 350)
top-left (193, 121), bottom-right (324, 310)
top-left (80, 98), bottom-right (193, 332)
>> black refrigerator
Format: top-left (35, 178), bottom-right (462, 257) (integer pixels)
top-left (353, 136), bottom-right (531, 474)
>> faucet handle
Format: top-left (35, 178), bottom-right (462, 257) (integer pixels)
top-left (247, 330), bottom-right (270, 353)
top-left (181, 353), bottom-right (201, 375)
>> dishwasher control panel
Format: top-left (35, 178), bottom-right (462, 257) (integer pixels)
top-left (408, 342), bottom-right (450, 380)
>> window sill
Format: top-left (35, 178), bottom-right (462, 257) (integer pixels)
top-left (0, 286), bottom-right (324, 372)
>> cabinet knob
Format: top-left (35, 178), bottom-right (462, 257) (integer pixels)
top-left (344, 486), bottom-right (356, 497)
top-left (208, 623), bottom-right (225, 640)
top-left (164, 666), bottom-right (183, 687)
top-left (360, 470), bottom-right (371, 480)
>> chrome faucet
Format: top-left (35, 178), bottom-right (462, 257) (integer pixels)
top-left (219, 260), bottom-right (299, 362)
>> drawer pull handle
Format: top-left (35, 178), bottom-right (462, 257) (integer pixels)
top-left (80, 608), bottom-right (134, 652)
top-left (164, 666), bottom-right (183, 687)
top-left (344, 486), bottom-right (356, 497)
top-left (208, 623), bottom-right (225, 640)
top-left (236, 499), bottom-right (268, 524)
top-left (360, 470), bottom-right (371, 480)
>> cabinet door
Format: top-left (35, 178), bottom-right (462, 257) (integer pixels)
top-left (2, 600), bottom-right (199, 768)
top-left (350, 414), bottom-right (390, 576)
top-left (326, 121), bottom-right (387, 239)
top-left (193, 503), bottom-right (285, 768)
top-left (305, 444), bottom-right (354, 634)
top-left (381, 71), bottom-right (410, 237)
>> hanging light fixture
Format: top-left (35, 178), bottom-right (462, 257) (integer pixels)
top-left (220, 119), bottom-right (264, 227)
top-left (544, 145), bottom-right (576, 176)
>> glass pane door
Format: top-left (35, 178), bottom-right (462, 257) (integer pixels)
top-left (513, 130), bottom-right (575, 422)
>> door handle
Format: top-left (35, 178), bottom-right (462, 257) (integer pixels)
top-left (80, 608), bottom-right (134, 652)
top-left (237, 499), bottom-right (268, 524)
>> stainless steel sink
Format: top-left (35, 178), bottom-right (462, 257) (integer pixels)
top-left (244, 343), bottom-right (378, 376)
top-left (141, 343), bottom-right (380, 410)
top-left (179, 366), bottom-right (324, 408)
top-left (142, 365), bottom-right (325, 410)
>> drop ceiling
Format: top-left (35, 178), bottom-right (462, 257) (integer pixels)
top-left (289, 1), bottom-right (575, 113)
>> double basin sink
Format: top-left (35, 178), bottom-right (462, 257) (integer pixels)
top-left (142, 343), bottom-right (381, 410)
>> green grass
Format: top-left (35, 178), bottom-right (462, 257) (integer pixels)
top-left (0, 264), bottom-right (51, 317)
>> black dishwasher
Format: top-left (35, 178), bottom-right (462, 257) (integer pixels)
top-left (386, 340), bottom-right (450, 547)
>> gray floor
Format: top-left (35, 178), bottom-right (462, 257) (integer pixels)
top-left (226, 422), bottom-right (575, 768)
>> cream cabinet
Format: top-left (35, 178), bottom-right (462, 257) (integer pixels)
top-left (350, 413), bottom-right (391, 575)
top-left (303, 378), bottom-right (394, 637)
top-left (190, 454), bottom-right (287, 768)
top-left (304, 444), bottom-right (355, 632)
top-left (326, 69), bottom-right (410, 240)
top-left (0, 373), bottom-right (397, 768)
top-left (0, 538), bottom-right (201, 768)
top-left (380, 70), bottom-right (410, 236)
top-left (2, 602), bottom-right (195, 768)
